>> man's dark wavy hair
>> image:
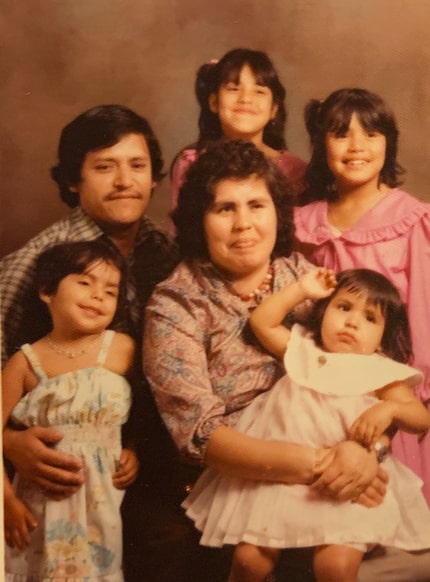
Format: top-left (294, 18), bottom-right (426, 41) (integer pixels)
top-left (172, 140), bottom-right (296, 260)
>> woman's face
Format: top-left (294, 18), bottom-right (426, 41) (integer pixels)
top-left (203, 175), bottom-right (277, 280)
top-left (209, 65), bottom-right (278, 143)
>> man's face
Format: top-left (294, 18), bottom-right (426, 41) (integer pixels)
top-left (72, 133), bottom-right (154, 233)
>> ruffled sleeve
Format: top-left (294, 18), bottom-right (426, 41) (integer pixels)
top-left (404, 210), bottom-right (430, 402)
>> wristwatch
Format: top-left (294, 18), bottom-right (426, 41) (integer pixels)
top-left (374, 440), bottom-right (390, 463)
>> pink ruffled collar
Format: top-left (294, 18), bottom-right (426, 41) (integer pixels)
top-left (295, 189), bottom-right (430, 245)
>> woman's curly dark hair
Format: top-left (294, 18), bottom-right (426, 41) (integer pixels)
top-left (172, 140), bottom-right (296, 261)
top-left (307, 269), bottom-right (413, 364)
top-left (301, 88), bottom-right (404, 205)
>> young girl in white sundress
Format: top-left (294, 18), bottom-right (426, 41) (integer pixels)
top-left (3, 241), bottom-right (139, 582)
top-left (183, 268), bottom-right (430, 582)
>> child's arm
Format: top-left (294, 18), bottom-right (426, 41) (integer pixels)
top-left (250, 268), bottom-right (336, 359)
top-left (109, 333), bottom-right (140, 490)
top-left (2, 352), bottom-right (38, 547)
top-left (349, 381), bottom-right (430, 449)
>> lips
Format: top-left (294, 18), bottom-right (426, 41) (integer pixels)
top-left (79, 305), bottom-right (103, 318)
top-left (105, 192), bottom-right (142, 201)
top-left (230, 238), bottom-right (257, 249)
top-left (337, 332), bottom-right (356, 344)
top-left (233, 108), bottom-right (255, 115)
top-left (343, 159), bottom-right (368, 168)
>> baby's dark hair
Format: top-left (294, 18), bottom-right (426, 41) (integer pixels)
top-left (172, 139), bottom-right (295, 261)
top-left (194, 48), bottom-right (287, 150)
top-left (302, 88), bottom-right (404, 204)
top-left (307, 269), bottom-right (412, 363)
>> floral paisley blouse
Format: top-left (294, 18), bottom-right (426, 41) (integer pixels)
top-left (143, 253), bottom-right (314, 462)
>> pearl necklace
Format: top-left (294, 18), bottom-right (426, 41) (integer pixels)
top-left (233, 266), bottom-right (274, 302)
top-left (47, 333), bottom-right (102, 359)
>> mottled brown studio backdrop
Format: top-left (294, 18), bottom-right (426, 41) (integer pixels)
top-left (2, 0), bottom-right (430, 257)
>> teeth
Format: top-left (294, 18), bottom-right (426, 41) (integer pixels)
top-left (345, 160), bottom-right (366, 166)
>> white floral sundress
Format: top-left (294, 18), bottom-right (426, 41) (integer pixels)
top-left (5, 330), bottom-right (131, 582)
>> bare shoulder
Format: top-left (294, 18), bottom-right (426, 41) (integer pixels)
top-left (2, 349), bottom-right (38, 399)
top-left (2, 350), bottom-right (28, 377)
top-left (108, 332), bottom-right (136, 375)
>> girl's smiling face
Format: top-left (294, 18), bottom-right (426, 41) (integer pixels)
top-left (325, 113), bottom-right (387, 192)
top-left (40, 260), bottom-right (121, 335)
top-left (209, 65), bottom-right (278, 144)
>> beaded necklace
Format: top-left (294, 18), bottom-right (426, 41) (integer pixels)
top-left (232, 265), bottom-right (274, 303)
top-left (47, 333), bottom-right (103, 359)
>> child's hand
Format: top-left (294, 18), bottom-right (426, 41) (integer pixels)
top-left (112, 447), bottom-right (140, 490)
top-left (349, 402), bottom-right (395, 449)
top-left (4, 495), bottom-right (37, 550)
top-left (298, 268), bottom-right (337, 300)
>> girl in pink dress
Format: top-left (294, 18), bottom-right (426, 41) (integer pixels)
top-left (171, 48), bottom-right (306, 210)
top-left (294, 88), bottom-right (430, 506)
top-left (183, 268), bottom-right (430, 582)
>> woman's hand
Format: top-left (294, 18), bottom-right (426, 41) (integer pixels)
top-left (112, 447), bottom-right (140, 490)
top-left (3, 426), bottom-right (84, 500)
top-left (311, 440), bottom-right (380, 501)
top-left (4, 494), bottom-right (38, 550)
top-left (354, 467), bottom-right (388, 507)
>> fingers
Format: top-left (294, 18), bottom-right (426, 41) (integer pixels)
top-left (350, 420), bottom-right (380, 449)
top-left (5, 505), bottom-right (37, 550)
top-left (112, 450), bottom-right (140, 489)
top-left (32, 425), bottom-right (65, 445)
top-left (38, 447), bottom-right (84, 473)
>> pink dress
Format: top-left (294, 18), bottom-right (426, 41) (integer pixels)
top-left (183, 325), bottom-right (430, 551)
top-left (171, 148), bottom-right (307, 209)
top-left (294, 188), bottom-right (430, 505)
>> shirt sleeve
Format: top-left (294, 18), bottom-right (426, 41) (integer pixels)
top-left (406, 214), bottom-right (430, 402)
top-left (143, 284), bottom-right (237, 463)
top-left (1, 244), bottom-right (40, 364)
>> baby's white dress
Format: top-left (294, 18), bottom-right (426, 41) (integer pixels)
top-left (183, 325), bottom-right (430, 550)
top-left (6, 330), bottom-right (131, 582)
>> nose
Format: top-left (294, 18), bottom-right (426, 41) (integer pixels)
top-left (237, 86), bottom-right (252, 103)
top-left (90, 285), bottom-right (104, 301)
top-left (113, 164), bottom-right (133, 189)
top-left (348, 131), bottom-right (365, 152)
top-left (345, 311), bottom-right (360, 328)
top-left (233, 207), bottom-right (252, 230)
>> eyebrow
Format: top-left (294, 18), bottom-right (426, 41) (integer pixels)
top-left (92, 155), bottom-right (149, 162)
top-left (80, 271), bottom-right (120, 287)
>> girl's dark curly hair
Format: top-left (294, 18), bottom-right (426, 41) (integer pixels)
top-left (172, 140), bottom-right (296, 260)
top-left (302, 88), bottom-right (404, 205)
top-left (307, 268), bottom-right (413, 364)
top-left (194, 48), bottom-right (287, 151)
